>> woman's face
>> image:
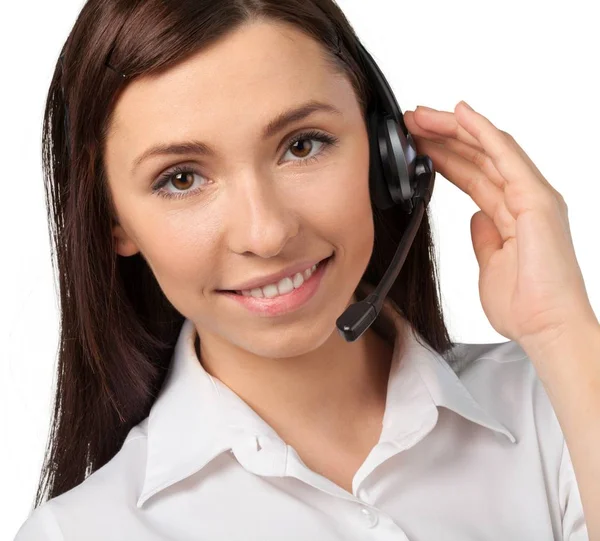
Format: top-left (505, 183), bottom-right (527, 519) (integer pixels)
top-left (105, 20), bottom-right (374, 358)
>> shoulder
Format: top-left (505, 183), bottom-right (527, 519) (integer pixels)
top-left (446, 339), bottom-right (564, 446)
top-left (13, 503), bottom-right (63, 541)
top-left (14, 419), bottom-right (149, 541)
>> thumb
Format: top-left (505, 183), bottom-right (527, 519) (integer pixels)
top-left (470, 211), bottom-right (502, 270)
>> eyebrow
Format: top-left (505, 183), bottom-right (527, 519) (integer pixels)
top-left (131, 100), bottom-right (342, 175)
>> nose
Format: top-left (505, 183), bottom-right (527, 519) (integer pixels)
top-left (226, 170), bottom-right (300, 258)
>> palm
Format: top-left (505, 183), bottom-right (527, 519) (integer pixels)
top-left (403, 102), bottom-right (594, 346)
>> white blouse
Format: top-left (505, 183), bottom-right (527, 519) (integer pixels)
top-left (15, 295), bottom-right (588, 540)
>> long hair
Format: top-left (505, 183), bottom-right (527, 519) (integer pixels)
top-left (36, 0), bottom-right (453, 507)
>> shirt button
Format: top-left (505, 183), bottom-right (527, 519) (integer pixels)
top-left (360, 506), bottom-right (379, 528)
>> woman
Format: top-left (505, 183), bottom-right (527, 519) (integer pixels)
top-left (14, 0), bottom-right (600, 539)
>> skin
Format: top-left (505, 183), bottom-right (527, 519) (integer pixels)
top-left (402, 103), bottom-right (600, 535)
top-left (104, 14), bottom-right (600, 527)
top-left (105, 20), bottom-right (394, 492)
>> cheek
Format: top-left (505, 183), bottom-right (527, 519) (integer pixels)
top-left (338, 170), bottom-right (375, 270)
top-left (302, 147), bottom-right (374, 260)
top-left (133, 210), bottom-right (222, 297)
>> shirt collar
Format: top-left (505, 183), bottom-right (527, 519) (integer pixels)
top-left (137, 285), bottom-right (515, 508)
top-left (376, 295), bottom-right (516, 445)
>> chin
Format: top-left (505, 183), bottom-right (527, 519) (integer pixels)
top-left (231, 314), bottom-right (340, 360)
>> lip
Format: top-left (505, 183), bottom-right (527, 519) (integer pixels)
top-left (219, 256), bottom-right (331, 292)
top-left (218, 255), bottom-right (333, 317)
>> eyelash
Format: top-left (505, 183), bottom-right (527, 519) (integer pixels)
top-left (151, 130), bottom-right (340, 200)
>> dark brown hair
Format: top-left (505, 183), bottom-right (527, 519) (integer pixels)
top-left (36, 0), bottom-right (453, 508)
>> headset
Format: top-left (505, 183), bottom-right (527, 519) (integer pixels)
top-left (332, 31), bottom-right (437, 342)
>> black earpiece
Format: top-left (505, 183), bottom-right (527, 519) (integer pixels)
top-left (335, 39), bottom-right (436, 342)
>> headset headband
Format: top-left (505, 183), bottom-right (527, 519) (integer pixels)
top-left (351, 39), bottom-right (410, 139)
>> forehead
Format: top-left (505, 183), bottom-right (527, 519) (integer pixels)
top-left (107, 20), bottom-right (346, 142)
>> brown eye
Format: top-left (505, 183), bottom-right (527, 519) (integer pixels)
top-left (171, 172), bottom-right (195, 190)
top-left (281, 130), bottom-right (339, 165)
top-left (289, 138), bottom-right (314, 159)
top-left (152, 166), bottom-right (208, 200)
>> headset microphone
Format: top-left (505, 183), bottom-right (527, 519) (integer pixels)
top-left (335, 38), bottom-right (436, 342)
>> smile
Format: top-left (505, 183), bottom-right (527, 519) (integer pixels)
top-left (218, 255), bottom-right (333, 317)
top-left (236, 261), bottom-right (321, 298)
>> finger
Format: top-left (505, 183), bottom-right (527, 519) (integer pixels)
top-left (470, 210), bottom-right (505, 271)
top-left (499, 131), bottom-right (558, 194)
top-left (416, 137), bottom-right (516, 241)
top-left (404, 108), bottom-right (482, 150)
top-left (404, 111), bottom-right (458, 145)
top-left (406, 108), bottom-right (508, 190)
top-left (413, 134), bottom-right (506, 191)
top-left (454, 102), bottom-right (552, 194)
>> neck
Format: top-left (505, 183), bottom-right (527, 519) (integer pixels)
top-left (195, 318), bottom-right (396, 446)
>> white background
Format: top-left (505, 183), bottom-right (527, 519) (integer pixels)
top-left (1, 0), bottom-right (598, 538)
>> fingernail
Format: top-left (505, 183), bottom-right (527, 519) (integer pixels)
top-left (417, 105), bottom-right (436, 111)
top-left (461, 101), bottom-right (474, 111)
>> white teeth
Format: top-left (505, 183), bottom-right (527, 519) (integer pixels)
top-left (276, 277), bottom-right (294, 295)
top-left (303, 264), bottom-right (317, 280)
top-left (292, 272), bottom-right (304, 288)
top-left (250, 288), bottom-right (264, 298)
top-left (262, 284), bottom-right (279, 298)
top-left (238, 261), bottom-right (322, 298)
